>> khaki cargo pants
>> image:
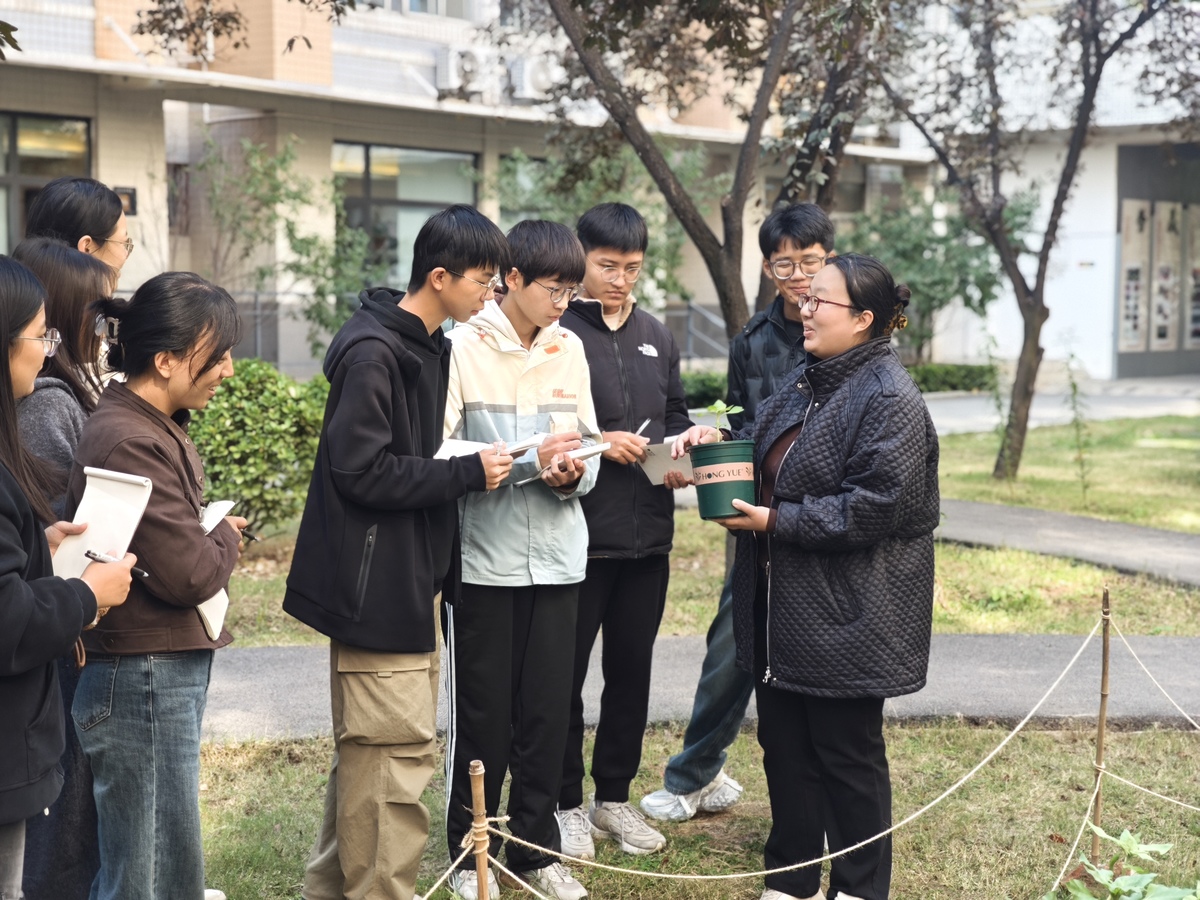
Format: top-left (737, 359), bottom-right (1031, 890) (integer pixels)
top-left (302, 608), bottom-right (440, 900)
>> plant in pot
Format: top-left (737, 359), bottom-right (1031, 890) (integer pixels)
top-left (690, 400), bottom-right (756, 520)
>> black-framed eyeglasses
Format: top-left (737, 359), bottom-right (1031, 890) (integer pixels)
top-left (531, 280), bottom-right (581, 304)
top-left (15, 327), bottom-right (62, 357)
top-left (798, 293), bottom-right (858, 314)
top-left (588, 258), bottom-right (642, 284)
top-left (448, 270), bottom-right (503, 294)
top-left (101, 237), bottom-right (135, 257)
top-left (769, 256), bottom-right (826, 279)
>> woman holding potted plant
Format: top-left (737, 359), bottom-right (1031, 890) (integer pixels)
top-left (672, 254), bottom-right (940, 900)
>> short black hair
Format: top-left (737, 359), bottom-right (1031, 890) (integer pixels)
top-left (407, 204), bottom-right (509, 294)
top-left (758, 202), bottom-right (835, 258)
top-left (576, 203), bottom-right (648, 255)
top-left (95, 272), bottom-right (242, 380)
top-left (508, 219), bottom-right (586, 285)
top-left (26, 176), bottom-right (124, 247)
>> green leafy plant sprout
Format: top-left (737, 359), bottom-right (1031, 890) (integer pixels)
top-left (1043, 824), bottom-right (1199, 900)
top-left (707, 400), bottom-right (744, 433)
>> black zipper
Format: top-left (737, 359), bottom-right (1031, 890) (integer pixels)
top-left (763, 379), bottom-right (817, 687)
top-left (354, 524), bottom-right (378, 608)
top-left (611, 331), bottom-right (641, 555)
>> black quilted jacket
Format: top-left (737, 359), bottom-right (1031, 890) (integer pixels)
top-left (730, 336), bottom-right (940, 698)
top-left (725, 296), bottom-right (807, 433)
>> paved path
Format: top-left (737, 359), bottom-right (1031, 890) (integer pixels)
top-left (204, 376), bottom-right (1200, 743)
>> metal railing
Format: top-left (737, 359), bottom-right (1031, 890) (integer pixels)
top-left (663, 302), bottom-right (729, 360)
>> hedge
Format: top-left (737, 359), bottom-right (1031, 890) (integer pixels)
top-left (906, 363), bottom-right (997, 394)
top-left (680, 369), bottom-right (728, 408)
top-left (190, 358), bottom-right (329, 531)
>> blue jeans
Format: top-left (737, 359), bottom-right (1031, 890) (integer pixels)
top-left (662, 575), bottom-right (755, 795)
top-left (73, 651), bottom-right (213, 900)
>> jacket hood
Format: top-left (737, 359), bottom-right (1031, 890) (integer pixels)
top-left (324, 289), bottom-right (444, 379)
top-left (463, 296), bottom-right (567, 354)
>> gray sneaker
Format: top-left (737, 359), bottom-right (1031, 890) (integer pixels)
top-left (588, 798), bottom-right (666, 854)
top-left (556, 805), bottom-right (596, 859)
top-left (501, 862), bottom-right (588, 900)
top-left (448, 868), bottom-right (499, 900)
top-left (640, 768), bottom-right (744, 822)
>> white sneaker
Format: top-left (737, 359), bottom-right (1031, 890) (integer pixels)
top-left (640, 768), bottom-right (745, 821)
top-left (556, 805), bottom-right (596, 859)
top-left (588, 798), bottom-right (666, 854)
top-left (205, 891), bottom-right (228, 900)
top-left (448, 867), bottom-right (500, 900)
top-left (501, 862), bottom-right (588, 900)
top-left (760, 889), bottom-right (826, 900)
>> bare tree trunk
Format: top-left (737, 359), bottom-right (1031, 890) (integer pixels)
top-left (994, 299), bottom-right (1048, 478)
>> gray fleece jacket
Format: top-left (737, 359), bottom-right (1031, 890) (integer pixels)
top-left (18, 376), bottom-right (86, 477)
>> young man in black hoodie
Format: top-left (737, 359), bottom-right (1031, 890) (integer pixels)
top-left (555, 203), bottom-right (694, 860)
top-left (284, 204), bottom-right (514, 900)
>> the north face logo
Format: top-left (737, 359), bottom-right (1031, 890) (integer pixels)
top-left (638, 344), bottom-right (659, 358)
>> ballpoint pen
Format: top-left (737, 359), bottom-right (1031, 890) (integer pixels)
top-left (84, 549), bottom-right (149, 579)
top-left (634, 418), bottom-right (651, 436)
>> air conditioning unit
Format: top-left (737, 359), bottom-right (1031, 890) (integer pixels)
top-left (436, 45), bottom-right (498, 94)
top-left (508, 55), bottom-right (564, 100)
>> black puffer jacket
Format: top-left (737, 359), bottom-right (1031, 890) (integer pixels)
top-left (730, 337), bottom-right (940, 698)
top-left (725, 296), bottom-right (806, 432)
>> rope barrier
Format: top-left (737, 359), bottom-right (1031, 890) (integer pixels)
top-left (479, 619), bottom-right (1104, 883)
top-left (486, 854), bottom-right (553, 900)
top-left (416, 844), bottom-right (474, 900)
top-left (1111, 621), bottom-right (1200, 731)
top-left (1101, 770), bottom-right (1200, 814)
top-left (1049, 776), bottom-right (1103, 893)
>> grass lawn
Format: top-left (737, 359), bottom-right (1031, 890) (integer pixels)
top-left (938, 416), bottom-right (1200, 533)
top-left (202, 724), bottom-right (1200, 900)
top-left (227, 509), bottom-right (1200, 645)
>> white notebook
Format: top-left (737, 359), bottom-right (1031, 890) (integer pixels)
top-left (53, 467), bottom-right (153, 580)
top-left (637, 438), bottom-right (694, 486)
top-left (196, 500), bottom-right (236, 640)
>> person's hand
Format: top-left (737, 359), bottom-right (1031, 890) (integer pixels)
top-left (542, 453), bottom-right (585, 489)
top-left (715, 498), bottom-right (772, 532)
top-left (537, 432), bottom-right (583, 469)
top-left (46, 520), bottom-right (86, 557)
top-left (671, 425), bottom-right (719, 459)
top-left (602, 431), bottom-right (650, 464)
top-left (80, 552), bottom-right (136, 609)
top-left (225, 515), bottom-right (249, 556)
top-left (663, 470), bottom-right (691, 490)
top-left (479, 446), bottom-right (514, 490)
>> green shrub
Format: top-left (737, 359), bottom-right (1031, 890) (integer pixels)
top-left (907, 363), bottom-right (997, 394)
top-left (680, 369), bottom-right (727, 408)
top-left (191, 358), bottom-right (327, 531)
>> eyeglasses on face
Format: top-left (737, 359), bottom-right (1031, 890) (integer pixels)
top-left (531, 280), bottom-right (581, 304)
top-left (101, 237), bottom-right (135, 256)
top-left (797, 293), bottom-right (857, 314)
top-left (448, 270), bottom-right (503, 294)
top-left (769, 256), bottom-right (827, 279)
top-left (588, 258), bottom-right (642, 284)
top-left (16, 327), bottom-right (62, 357)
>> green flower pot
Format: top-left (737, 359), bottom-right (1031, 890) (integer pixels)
top-left (690, 439), bottom-right (756, 520)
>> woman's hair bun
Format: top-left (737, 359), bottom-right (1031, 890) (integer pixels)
top-left (895, 284), bottom-right (911, 309)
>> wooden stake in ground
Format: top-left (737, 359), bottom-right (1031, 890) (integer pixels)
top-left (1091, 586), bottom-right (1111, 861)
top-left (470, 760), bottom-right (489, 891)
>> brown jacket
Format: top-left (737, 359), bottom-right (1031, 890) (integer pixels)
top-left (67, 382), bottom-right (240, 655)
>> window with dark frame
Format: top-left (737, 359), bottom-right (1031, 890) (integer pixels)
top-left (0, 113), bottom-right (92, 253)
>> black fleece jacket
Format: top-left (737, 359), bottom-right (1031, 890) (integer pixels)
top-left (1, 462), bottom-right (96, 825)
top-left (560, 300), bottom-right (693, 558)
top-left (283, 290), bottom-right (486, 653)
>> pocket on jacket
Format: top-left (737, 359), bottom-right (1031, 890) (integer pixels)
top-left (335, 645), bottom-right (435, 746)
top-left (22, 667), bottom-right (64, 785)
top-left (820, 557), bottom-right (863, 624)
top-left (72, 656), bottom-right (119, 732)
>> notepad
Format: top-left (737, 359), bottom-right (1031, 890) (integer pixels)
top-left (435, 433), bottom-right (550, 459)
top-left (512, 442), bottom-right (612, 486)
top-left (637, 438), bottom-right (694, 486)
top-left (53, 467), bottom-right (153, 580)
top-left (196, 500), bottom-right (236, 641)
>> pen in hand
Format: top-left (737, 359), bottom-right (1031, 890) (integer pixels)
top-left (634, 418), bottom-right (651, 437)
top-left (241, 529), bottom-right (261, 543)
top-left (84, 549), bottom-right (149, 579)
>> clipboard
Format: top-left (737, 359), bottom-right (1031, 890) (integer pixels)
top-left (637, 438), bottom-right (693, 486)
top-left (53, 467), bottom-right (153, 580)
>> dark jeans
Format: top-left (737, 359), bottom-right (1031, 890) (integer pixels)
top-left (560, 555), bottom-right (669, 808)
top-left (23, 655), bottom-right (99, 900)
top-left (444, 583), bottom-right (578, 873)
top-left (662, 573), bottom-right (755, 795)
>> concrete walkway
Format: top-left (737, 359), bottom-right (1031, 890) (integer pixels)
top-left (204, 377), bottom-right (1200, 742)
